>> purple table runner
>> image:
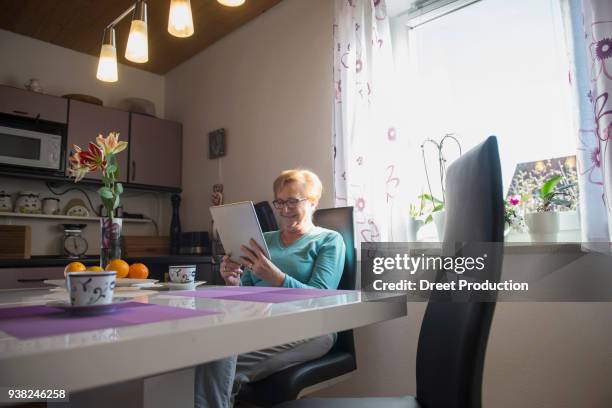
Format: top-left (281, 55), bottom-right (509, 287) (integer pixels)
top-left (171, 286), bottom-right (354, 303)
top-left (0, 302), bottom-right (219, 339)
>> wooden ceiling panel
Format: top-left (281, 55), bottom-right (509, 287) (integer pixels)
top-left (0, 0), bottom-right (283, 75)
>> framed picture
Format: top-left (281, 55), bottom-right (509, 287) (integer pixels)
top-left (209, 128), bottom-right (226, 159)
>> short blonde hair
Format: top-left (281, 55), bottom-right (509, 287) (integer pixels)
top-left (273, 169), bottom-right (323, 203)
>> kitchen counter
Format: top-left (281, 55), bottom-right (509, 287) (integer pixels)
top-left (0, 254), bottom-right (215, 268)
top-left (0, 255), bottom-right (222, 289)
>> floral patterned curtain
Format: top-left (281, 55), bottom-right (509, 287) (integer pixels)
top-left (333, 0), bottom-right (411, 246)
top-left (564, 0), bottom-right (612, 244)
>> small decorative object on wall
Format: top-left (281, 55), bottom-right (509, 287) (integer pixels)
top-left (209, 128), bottom-right (226, 159)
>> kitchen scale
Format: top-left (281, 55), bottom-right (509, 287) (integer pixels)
top-left (61, 224), bottom-right (88, 258)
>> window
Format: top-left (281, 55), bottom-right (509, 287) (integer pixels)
top-left (391, 0), bottom-right (574, 195)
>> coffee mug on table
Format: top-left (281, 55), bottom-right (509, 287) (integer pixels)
top-left (67, 271), bottom-right (116, 306)
top-left (169, 265), bottom-right (196, 283)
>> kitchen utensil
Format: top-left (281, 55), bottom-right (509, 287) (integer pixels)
top-left (42, 197), bottom-right (60, 215)
top-left (15, 191), bottom-right (41, 214)
top-left (0, 191), bottom-right (12, 212)
top-left (66, 271), bottom-right (116, 306)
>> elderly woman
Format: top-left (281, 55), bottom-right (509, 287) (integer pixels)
top-left (195, 169), bottom-right (346, 408)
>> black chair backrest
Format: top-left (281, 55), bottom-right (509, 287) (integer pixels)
top-left (312, 206), bottom-right (356, 291)
top-left (416, 136), bottom-right (504, 408)
top-left (254, 201), bottom-right (279, 233)
top-left (312, 206), bottom-right (356, 356)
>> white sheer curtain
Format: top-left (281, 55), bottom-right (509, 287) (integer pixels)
top-left (333, 0), bottom-right (412, 246)
top-left (563, 0), bottom-right (612, 244)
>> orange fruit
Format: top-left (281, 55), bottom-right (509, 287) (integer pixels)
top-left (64, 261), bottom-right (86, 277)
top-left (105, 259), bottom-right (130, 279)
top-left (128, 263), bottom-right (149, 279)
top-left (86, 266), bottom-right (105, 272)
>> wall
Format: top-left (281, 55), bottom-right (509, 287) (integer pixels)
top-left (164, 0), bottom-right (334, 231)
top-left (0, 29), bottom-right (165, 114)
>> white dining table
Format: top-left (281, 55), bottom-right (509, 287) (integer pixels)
top-left (0, 286), bottom-right (407, 407)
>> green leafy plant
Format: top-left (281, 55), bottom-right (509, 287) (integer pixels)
top-left (418, 193), bottom-right (444, 224)
top-left (535, 175), bottom-right (575, 212)
top-left (409, 194), bottom-right (427, 218)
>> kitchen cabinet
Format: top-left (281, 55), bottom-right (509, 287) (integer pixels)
top-left (129, 113), bottom-right (182, 189)
top-left (66, 100), bottom-right (129, 182)
top-left (0, 267), bottom-right (63, 290)
top-left (0, 85), bottom-right (68, 124)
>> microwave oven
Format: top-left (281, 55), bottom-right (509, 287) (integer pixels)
top-left (0, 115), bottom-right (66, 174)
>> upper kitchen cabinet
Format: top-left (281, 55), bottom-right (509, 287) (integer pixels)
top-left (66, 100), bottom-right (129, 182)
top-left (0, 85), bottom-right (67, 123)
top-left (129, 114), bottom-right (182, 189)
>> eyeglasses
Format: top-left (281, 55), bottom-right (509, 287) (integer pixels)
top-left (272, 198), bottom-right (308, 209)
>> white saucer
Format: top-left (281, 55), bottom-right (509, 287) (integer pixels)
top-left (45, 278), bottom-right (159, 288)
top-left (161, 281), bottom-right (207, 291)
top-left (47, 298), bottom-right (132, 315)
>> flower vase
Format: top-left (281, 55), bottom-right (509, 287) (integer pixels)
top-left (406, 217), bottom-right (423, 241)
top-left (432, 210), bottom-right (446, 241)
top-left (100, 217), bottom-right (123, 268)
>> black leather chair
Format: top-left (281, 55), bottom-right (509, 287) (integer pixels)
top-left (238, 206), bottom-right (357, 407)
top-left (275, 136), bottom-right (504, 408)
top-left (254, 201), bottom-right (279, 233)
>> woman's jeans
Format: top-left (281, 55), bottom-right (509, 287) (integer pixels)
top-left (195, 333), bottom-right (336, 408)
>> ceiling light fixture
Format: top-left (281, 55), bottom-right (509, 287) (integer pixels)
top-left (96, 0), bottom-right (245, 82)
top-left (217, 0), bottom-right (246, 7)
top-left (168, 0), bottom-right (194, 37)
top-left (125, 0), bottom-right (149, 63)
top-left (96, 27), bottom-right (118, 82)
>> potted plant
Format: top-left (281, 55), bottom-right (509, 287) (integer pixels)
top-left (504, 195), bottom-right (524, 236)
top-left (524, 175), bottom-right (575, 242)
top-left (419, 193), bottom-right (445, 240)
top-left (420, 134), bottom-right (461, 241)
top-left (68, 132), bottom-right (128, 267)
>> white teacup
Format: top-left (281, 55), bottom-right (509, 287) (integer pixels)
top-left (67, 271), bottom-right (116, 306)
top-left (169, 265), bottom-right (196, 283)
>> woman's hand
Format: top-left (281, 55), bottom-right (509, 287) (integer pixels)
top-left (240, 239), bottom-right (286, 286)
top-left (220, 255), bottom-right (243, 286)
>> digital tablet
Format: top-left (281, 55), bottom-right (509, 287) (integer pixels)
top-left (210, 201), bottom-right (271, 264)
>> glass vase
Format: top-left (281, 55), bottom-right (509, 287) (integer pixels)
top-left (100, 217), bottom-right (123, 268)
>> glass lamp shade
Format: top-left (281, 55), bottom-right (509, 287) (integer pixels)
top-left (217, 0), bottom-right (245, 6)
top-left (96, 44), bottom-right (118, 82)
top-left (168, 0), bottom-right (194, 37)
top-left (125, 19), bottom-right (149, 63)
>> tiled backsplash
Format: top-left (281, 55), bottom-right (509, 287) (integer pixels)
top-left (0, 176), bottom-right (172, 256)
